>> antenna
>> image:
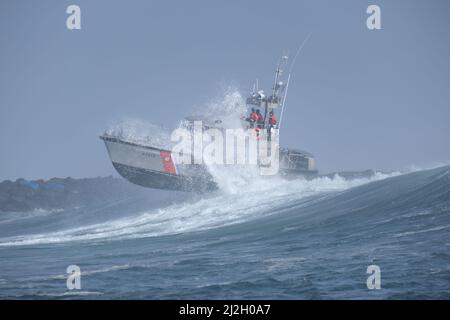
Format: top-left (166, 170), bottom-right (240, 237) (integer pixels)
top-left (278, 73), bottom-right (290, 130)
top-left (278, 33), bottom-right (311, 132)
top-left (289, 33), bottom-right (311, 74)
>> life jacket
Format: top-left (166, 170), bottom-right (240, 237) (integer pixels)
top-left (250, 112), bottom-right (258, 122)
top-left (269, 115), bottom-right (277, 126)
top-left (256, 113), bottom-right (264, 123)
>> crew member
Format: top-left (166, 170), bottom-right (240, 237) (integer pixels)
top-left (269, 111), bottom-right (277, 127)
top-left (248, 108), bottom-right (258, 128)
top-left (267, 111), bottom-right (277, 140)
top-left (256, 109), bottom-right (264, 129)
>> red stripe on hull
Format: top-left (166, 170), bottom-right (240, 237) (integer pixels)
top-left (160, 151), bottom-right (177, 174)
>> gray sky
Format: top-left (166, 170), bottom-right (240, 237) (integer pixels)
top-left (1, 0), bottom-right (449, 181)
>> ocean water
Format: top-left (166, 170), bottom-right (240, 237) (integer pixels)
top-left (0, 165), bottom-right (449, 299)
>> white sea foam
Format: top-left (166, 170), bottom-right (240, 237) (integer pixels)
top-left (194, 88), bottom-right (247, 129)
top-left (104, 118), bottom-right (173, 150)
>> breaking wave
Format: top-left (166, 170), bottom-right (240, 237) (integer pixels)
top-left (1, 164), bottom-right (449, 299)
top-left (0, 170), bottom-right (398, 247)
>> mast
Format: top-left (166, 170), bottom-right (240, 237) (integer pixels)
top-left (246, 55), bottom-right (289, 129)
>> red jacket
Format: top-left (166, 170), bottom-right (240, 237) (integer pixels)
top-left (256, 113), bottom-right (264, 123)
top-left (269, 115), bottom-right (277, 126)
top-left (250, 112), bottom-right (258, 122)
